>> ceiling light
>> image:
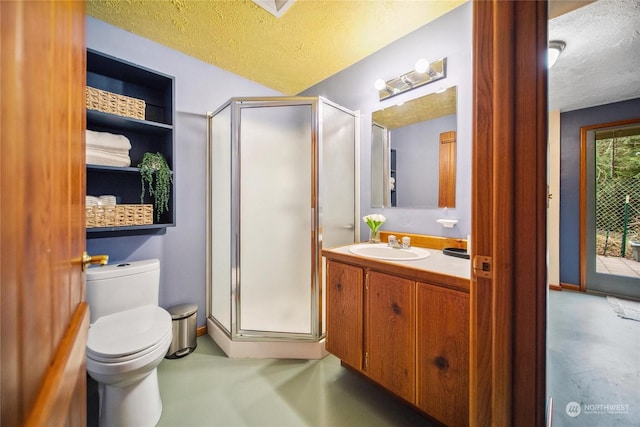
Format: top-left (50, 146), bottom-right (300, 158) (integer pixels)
top-left (548, 40), bottom-right (565, 68)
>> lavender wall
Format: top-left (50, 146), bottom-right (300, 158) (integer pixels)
top-left (559, 98), bottom-right (640, 285)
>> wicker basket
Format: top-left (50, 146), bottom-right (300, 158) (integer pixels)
top-left (86, 87), bottom-right (146, 120)
top-left (86, 204), bottom-right (153, 228)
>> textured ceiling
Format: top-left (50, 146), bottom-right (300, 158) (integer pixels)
top-left (549, 0), bottom-right (640, 111)
top-left (86, 0), bottom-right (466, 95)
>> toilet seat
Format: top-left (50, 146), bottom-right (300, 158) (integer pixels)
top-left (87, 305), bottom-right (171, 363)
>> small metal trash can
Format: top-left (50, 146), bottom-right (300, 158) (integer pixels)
top-left (165, 303), bottom-right (198, 359)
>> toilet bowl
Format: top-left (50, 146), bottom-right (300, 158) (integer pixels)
top-left (85, 259), bottom-right (172, 427)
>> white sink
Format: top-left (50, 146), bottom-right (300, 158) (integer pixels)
top-left (348, 243), bottom-right (430, 261)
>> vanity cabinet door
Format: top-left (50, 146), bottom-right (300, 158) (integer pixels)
top-left (326, 260), bottom-right (364, 370)
top-left (416, 282), bottom-right (469, 427)
top-left (366, 271), bottom-right (415, 403)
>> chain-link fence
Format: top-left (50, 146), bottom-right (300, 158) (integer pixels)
top-left (595, 179), bottom-right (640, 258)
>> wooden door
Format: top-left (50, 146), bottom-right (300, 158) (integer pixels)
top-left (1, 1), bottom-right (88, 426)
top-left (471, 0), bottom-right (548, 425)
top-left (325, 261), bottom-right (364, 369)
top-left (365, 271), bottom-right (415, 403)
top-left (416, 282), bottom-right (469, 427)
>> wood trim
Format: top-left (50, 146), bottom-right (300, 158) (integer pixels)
top-left (559, 282), bottom-right (581, 292)
top-left (470, 1), bottom-right (495, 421)
top-left (439, 130), bottom-right (457, 208)
top-left (548, 284), bottom-right (563, 291)
top-left (24, 303), bottom-right (89, 427)
top-left (379, 231), bottom-right (467, 250)
top-left (579, 117), bottom-right (640, 292)
top-left (197, 325), bottom-right (208, 337)
top-left (471, 1), bottom-right (547, 425)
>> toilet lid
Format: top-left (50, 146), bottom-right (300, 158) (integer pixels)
top-left (87, 305), bottom-right (171, 359)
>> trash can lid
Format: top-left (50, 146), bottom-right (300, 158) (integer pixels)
top-left (167, 303), bottom-right (198, 319)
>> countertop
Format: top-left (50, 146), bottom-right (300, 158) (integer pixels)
top-left (323, 243), bottom-right (471, 292)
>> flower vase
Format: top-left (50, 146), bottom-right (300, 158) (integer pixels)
top-left (369, 228), bottom-right (381, 243)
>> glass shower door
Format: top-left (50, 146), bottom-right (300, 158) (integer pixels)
top-left (238, 103), bottom-right (314, 336)
top-left (320, 101), bottom-right (358, 248)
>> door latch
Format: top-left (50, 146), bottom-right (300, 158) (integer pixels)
top-left (472, 255), bottom-right (492, 279)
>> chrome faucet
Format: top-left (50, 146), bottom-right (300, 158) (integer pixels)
top-left (387, 235), bottom-right (402, 249)
top-left (402, 236), bottom-right (411, 249)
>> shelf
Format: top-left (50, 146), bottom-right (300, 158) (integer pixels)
top-left (86, 49), bottom-right (175, 239)
top-left (87, 164), bottom-right (140, 173)
top-left (87, 224), bottom-right (168, 239)
top-left (86, 110), bottom-right (172, 135)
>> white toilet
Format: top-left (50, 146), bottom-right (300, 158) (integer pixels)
top-left (85, 259), bottom-right (172, 427)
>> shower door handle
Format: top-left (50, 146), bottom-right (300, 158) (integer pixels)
top-left (344, 224), bottom-right (354, 229)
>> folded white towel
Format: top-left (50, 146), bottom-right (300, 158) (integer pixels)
top-left (86, 149), bottom-right (131, 167)
top-left (86, 129), bottom-right (131, 151)
top-left (99, 195), bottom-right (117, 205)
top-left (88, 146), bottom-right (130, 156)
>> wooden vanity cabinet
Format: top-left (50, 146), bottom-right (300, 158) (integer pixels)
top-left (325, 258), bottom-right (469, 426)
top-left (326, 261), bottom-right (364, 370)
top-left (416, 282), bottom-right (469, 427)
top-left (366, 271), bottom-right (415, 403)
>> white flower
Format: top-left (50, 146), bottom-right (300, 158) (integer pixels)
top-left (362, 214), bottom-right (386, 231)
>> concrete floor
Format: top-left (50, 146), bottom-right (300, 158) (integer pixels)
top-left (547, 290), bottom-right (640, 426)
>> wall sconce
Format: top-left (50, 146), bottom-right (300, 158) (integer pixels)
top-left (548, 40), bottom-right (565, 68)
top-left (374, 57), bottom-right (447, 101)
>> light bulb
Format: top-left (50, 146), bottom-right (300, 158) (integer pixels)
top-left (414, 58), bottom-right (430, 74)
top-left (374, 79), bottom-right (386, 91)
top-left (547, 41), bottom-right (565, 69)
top-left (548, 49), bottom-right (560, 68)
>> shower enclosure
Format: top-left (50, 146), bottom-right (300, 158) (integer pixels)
top-left (206, 97), bottom-right (358, 358)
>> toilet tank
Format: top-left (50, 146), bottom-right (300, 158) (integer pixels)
top-left (86, 259), bottom-right (160, 323)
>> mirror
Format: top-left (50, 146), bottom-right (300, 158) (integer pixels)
top-left (371, 86), bottom-right (457, 208)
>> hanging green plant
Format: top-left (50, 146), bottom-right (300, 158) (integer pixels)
top-left (138, 152), bottom-right (173, 222)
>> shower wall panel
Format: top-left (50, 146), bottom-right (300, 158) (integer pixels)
top-left (210, 105), bottom-right (232, 332)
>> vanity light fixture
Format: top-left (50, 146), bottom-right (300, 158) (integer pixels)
top-left (548, 40), bottom-right (565, 68)
top-left (374, 57), bottom-right (447, 101)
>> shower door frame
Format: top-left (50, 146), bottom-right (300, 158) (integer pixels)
top-left (206, 97), bottom-right (358, 343)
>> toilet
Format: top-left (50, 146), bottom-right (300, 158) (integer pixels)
top-left (85, 259), bottom-right (172, 427)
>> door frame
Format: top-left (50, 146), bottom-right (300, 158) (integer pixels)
top-left (471, 1), bottom-right (548, 425)
top-left (580, 117), bottom-right (640, 293)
